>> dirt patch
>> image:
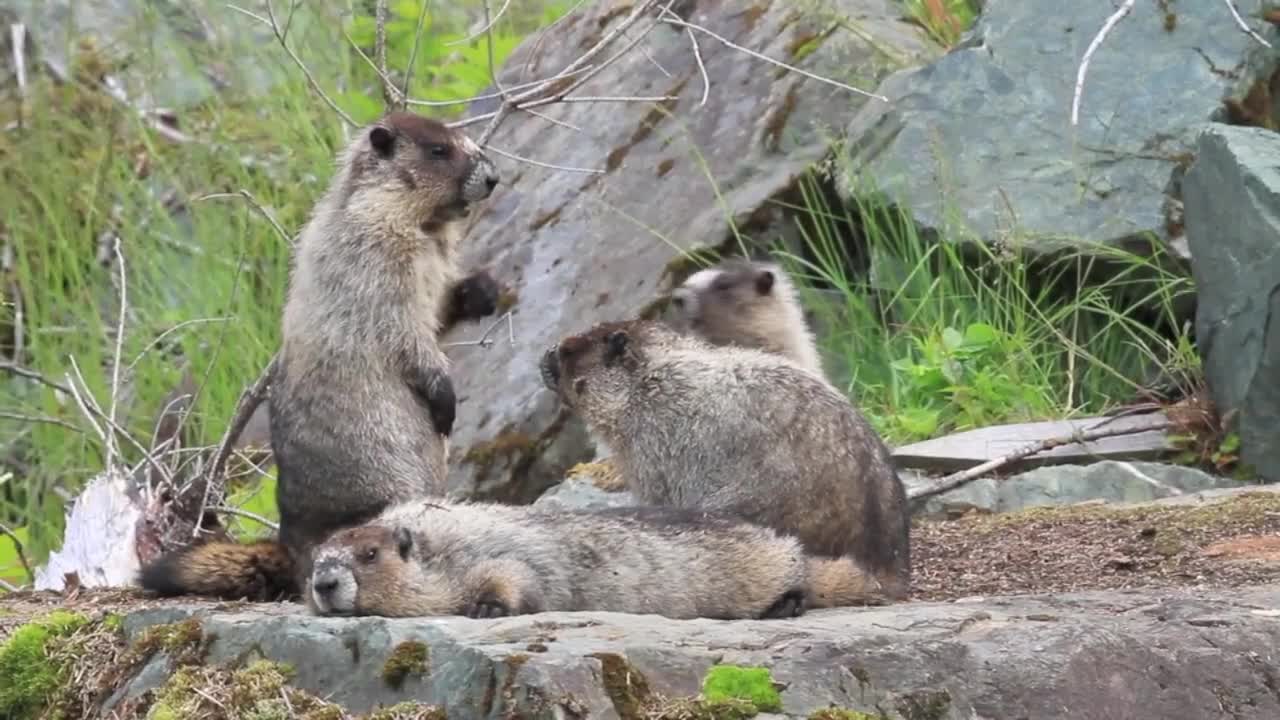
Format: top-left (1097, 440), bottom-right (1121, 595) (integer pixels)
top-left (910, 491), bottom-right (1280, 600)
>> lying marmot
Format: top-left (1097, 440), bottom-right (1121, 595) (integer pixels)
top-left (539, 319), bottom-right (911, 600)
top-left (306, 499), bottom-right (884, 619)
top-left (140, 111), bottom-right (500, 601)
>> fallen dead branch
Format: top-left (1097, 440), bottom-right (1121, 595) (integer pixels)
top-left (907, 414), bottom-right (1175, 504)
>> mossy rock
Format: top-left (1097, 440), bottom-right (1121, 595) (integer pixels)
top-left (0, 610), bottom-right (91, 718)
top-left (382, 641), bottom-right (430, 690)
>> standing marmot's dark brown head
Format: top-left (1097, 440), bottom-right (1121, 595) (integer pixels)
top-left (343, 111), bottom-right (499, 227)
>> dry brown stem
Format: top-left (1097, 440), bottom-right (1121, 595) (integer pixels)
top-left (908, 415), bottom-right (1175, 504)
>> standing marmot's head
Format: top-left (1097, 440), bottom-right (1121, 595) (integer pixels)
top-left (342, 111), bottom-right (499, 228)
top-left (307, 524), bottom-right (422, 617)
top-left (540, 319), bottom-right (683, 420)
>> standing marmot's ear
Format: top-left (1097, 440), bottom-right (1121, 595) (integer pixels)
top-left (393, 526), bottom-right (414, 560)
top-left (369, 126), bottom-right (396, 157)
top-left (754, 269), bottom-right (776, 295)
top-left (603, 330), bottom-right (629, 363)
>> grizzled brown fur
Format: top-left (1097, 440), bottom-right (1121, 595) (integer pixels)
top-left (140, 112), bottom-right (499, 600)
top-left (541, 319), bottom-right (911, 600)
top-left (305, 499), bottom-right (831, 620)
top-left (669, 258), bottom-right (824, 378)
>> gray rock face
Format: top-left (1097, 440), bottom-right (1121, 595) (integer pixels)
top-left (907, 460), bottom-right (1247, 517)
top-left (110, 584), bottom-right (1280, 719)
top-left (1184, 123), bottom-right (1280, 483)
top-left (439, 0), bottom-right (935, 502)
top-left (842, 0), bottom-right (1279, 258)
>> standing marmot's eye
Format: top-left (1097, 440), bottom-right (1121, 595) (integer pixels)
top-left (429, 144), bottom-right (450, 158)
top-left (362, 547), bottom-right (379, 563)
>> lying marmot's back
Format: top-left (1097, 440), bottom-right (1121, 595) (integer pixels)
top-left (305, 499), bottom-right (832, 620)
top-left (540, 319), bottom-right (910, 599)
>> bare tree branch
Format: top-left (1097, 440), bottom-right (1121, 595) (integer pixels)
top-left (105, 237), bottom-right (128, 469)
top-left (1071, 0), bottom-right (1136, 127)
top-left (228, 2), bottom-right (358, 126)
top-left (1222, 0), bottom-right (1272, 47)
top-left (907, 415), bottom-right (1174, 503)
top-left (1, 362), bottom-right (74, 396)
top-left (443, 310), bottom-right (515, 349)
top-left (399, 0), bottom-right (432, 108)
top-left (659, 15), bottom-right (887, 102)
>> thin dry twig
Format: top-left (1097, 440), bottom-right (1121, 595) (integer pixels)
top-left (195, 191), bottom-right (292, 244)
top-left (1221, 0), bottom-right (1272, 47)
top-left (0, 362), bottom-right (74, 396)
top-left (1071, 0), bottom-right (1137, 127)
top-left (195, 355), bottom-right (278, 538)
top-left (908, 415), bottom-right (1174, 503)
top-left (485, 145), bottom-right (603, 173)
top-left (105, 237), bottom-right (128, 469)
top-left (659, 14), bottom-right (888, 102)
top-left (0, 411), bottom-right (84, 433)
top-left (0, 521), bottom-right (33, 583)
top-left (228, 1), bottom-right (357, 126)
top-left (127, 317), bottom-right (233, 372)
top-left (210, 505), bottom-right (280, 531)
top-left (442, 310), bottom-right (515, 349)
top-left (399, 0), bottom-right (432, 107)
top-left (449, 0), bottom-right (513, 47)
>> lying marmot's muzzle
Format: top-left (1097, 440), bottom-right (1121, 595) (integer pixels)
top-left (539, 347), bottom-right (560, 390)
top-left (463, 155), bottom-right (500, 203)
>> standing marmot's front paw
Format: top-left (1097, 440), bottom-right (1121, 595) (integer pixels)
top-left (450, 270), bottom-right (501, 323)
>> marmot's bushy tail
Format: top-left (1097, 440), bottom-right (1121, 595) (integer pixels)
top-left (806, 556), bottom-right (891, 608)
top-left (139, 540), bottom-right (296, 601)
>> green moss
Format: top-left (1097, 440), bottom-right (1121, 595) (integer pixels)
top-left (130, 617), bottom-right (207, 667)
top-left (895, 689), bottom-right (952, 720)
top-left (365, 701), bottom-right (448, 720)
top-left (701, 665), bottom-right (782, 713)
top-left (652, 697), bottom-right (760, 719)
top-left (809, 710), bottom-right (882, 720)
top-left (591, 652), bottom-right (652, 720)
top-left (382, 641), bottom-right (430, 690)
top-left (0, 610), bottom-right (90, 718)
top-left (148, 659), bottom-right (347, 720)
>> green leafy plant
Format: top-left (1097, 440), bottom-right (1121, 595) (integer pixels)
top-left (903, 0), bottom-right (981, 47)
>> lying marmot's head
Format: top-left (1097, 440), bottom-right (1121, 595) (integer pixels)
top-left (343, 111), bottom-right (499, 229)
top-left (307, 524), bottom-right (420, 617)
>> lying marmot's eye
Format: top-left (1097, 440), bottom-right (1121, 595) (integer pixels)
top-left (429, 144), bottom-right (450, 159)
top-left (362, 547), bottom-right (379, 563)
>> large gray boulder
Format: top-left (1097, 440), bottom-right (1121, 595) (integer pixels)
top-left (105, 583), bottom-right (1280, 719)
top-left (440, 1), bottom-right (936, 502)
top-left (1184, 123), bottom-right (1280, 482)
top-left (843, 0), bottom-right (1280, 259)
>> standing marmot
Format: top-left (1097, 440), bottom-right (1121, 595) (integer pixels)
top-left (140, 111), bottom-right (500, 600)
top-left (668, 257), bottom-right (824, 378)
top-left (305, 499), bottom-right (884, 619)
top-left (539, 319), bottom-right (911, 600)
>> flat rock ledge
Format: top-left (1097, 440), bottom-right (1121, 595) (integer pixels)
top-left (98, 583), bottom-right (1280, 719)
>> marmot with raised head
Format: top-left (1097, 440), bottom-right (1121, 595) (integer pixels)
top-left (668, 257), bottom-right (824, 378)
top-left (539, 319), bottom-right (911, 600)
top-left (140, 111), bottom-right (500, 601)
top-left (305, 499), bottom-right (884, 619)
